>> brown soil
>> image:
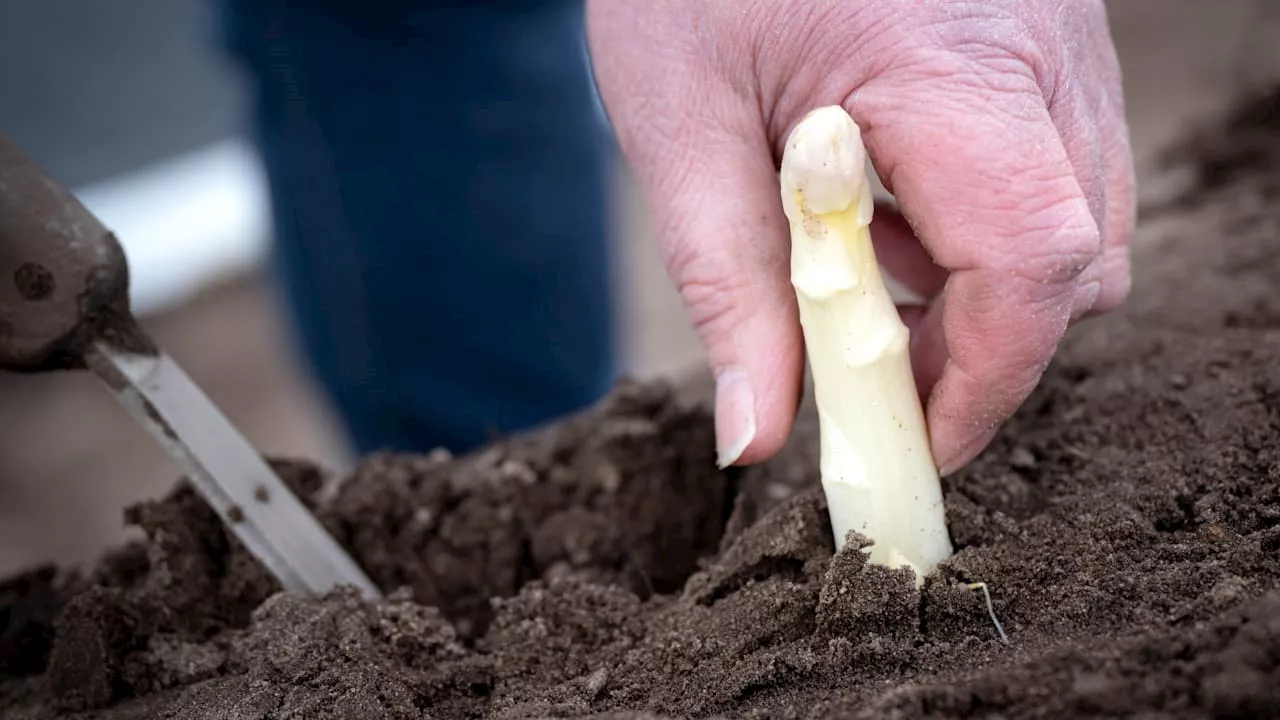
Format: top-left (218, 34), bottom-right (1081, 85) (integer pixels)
top-left (3, 89), bottom-right (1280, 719)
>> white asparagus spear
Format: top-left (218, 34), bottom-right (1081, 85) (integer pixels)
top-left (780, 105), bottom-right (953, 584)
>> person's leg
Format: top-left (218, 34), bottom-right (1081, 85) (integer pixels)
top-left (218, 1), bottom-right (616, 455)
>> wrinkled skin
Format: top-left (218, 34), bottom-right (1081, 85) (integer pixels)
top-left (587, 0), bottom-right (1135, 473)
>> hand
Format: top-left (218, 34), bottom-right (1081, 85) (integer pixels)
top-left (587, 0), bottom-right (1135, 473)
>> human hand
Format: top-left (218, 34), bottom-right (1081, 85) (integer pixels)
top-left (586, 0), bottom-right (1135, 473)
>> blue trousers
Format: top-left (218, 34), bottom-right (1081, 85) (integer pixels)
top-left (219, 1), bottom-right (616, 455)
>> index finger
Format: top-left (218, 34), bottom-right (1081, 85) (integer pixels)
top-left (849, 72), bottom-right (1103, 473)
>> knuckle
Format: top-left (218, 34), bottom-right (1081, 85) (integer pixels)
top-left (876, 44), bottom-right (1043, 109)
top-left (1006, 238), bottom-right (1099, 290)
top-left (919, 1), bottom-right (1053, 90)
top-left (982, 183), bottom-right (1102, 287)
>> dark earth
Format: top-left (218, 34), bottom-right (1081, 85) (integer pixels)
top-left (3, 89), bottom-right (1280, 719)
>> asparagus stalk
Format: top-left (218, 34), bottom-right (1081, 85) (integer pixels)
top-left (780, 106), bottom-right (953, 584)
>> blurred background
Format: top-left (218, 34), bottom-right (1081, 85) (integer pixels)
top-left (0, 0), bottom-right (1278, 576)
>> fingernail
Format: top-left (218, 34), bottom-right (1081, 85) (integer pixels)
top-left (937, 425), bottom-right (1000, 477)
top-left (714, 368), bottom-right (756, 468)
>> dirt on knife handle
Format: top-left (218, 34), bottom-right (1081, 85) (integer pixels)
top-left (0, 129), bottom-right (155, 373)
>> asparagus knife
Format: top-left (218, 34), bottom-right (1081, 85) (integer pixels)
top-left (0, 129), bottom-right (381, 601)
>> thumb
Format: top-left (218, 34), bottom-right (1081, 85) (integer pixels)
top-left (640, 118), bottom-right (803, 468)
top-left (584, 2), bottom-right (801, 467)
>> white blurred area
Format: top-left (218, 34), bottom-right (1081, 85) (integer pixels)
top-left (74, 138), bottom-right (272, 317)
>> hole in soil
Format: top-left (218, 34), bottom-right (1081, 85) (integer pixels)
top-left (324, 380), bottom-right (742, 638)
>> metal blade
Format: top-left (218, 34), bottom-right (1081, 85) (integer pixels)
top-left (86, 341), bottom-right (381, 601)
